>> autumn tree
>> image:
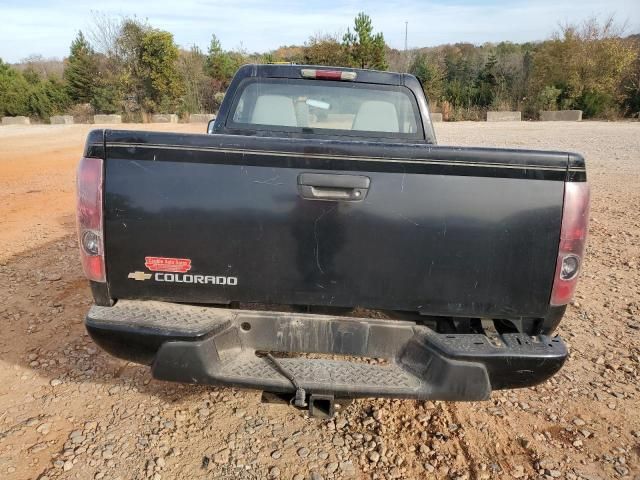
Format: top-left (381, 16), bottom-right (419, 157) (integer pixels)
top-left (270, 45), bottom-right (305, 63)
top-left (531, 17), bottom-right (636, 116)
top-left (342, 13), bottom-right (388, 70)
top-left (19, 54), bottom-right (64, 80)
top-left (177, 45), bottom-right (219, 114)
top-left (304, 33), bottom-right (350, 66)
top-left (492, 42), bottom-right (534, 111)
top-left (621, 38), bottom-right (640, 117)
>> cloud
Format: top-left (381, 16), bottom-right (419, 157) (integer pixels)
top-left (1, 0), bottom-right (638, 62)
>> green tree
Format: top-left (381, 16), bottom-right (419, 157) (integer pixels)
top-left (536, 85), bottom-right (562, 110)
top-left (409, 53), bottom-right (444, 102)
top-left (64, 31), bottom-right (98, 103)
top-left (139, 29), bottom-right (184, 112)
top-left (0, 59), bottom-right (31, 116)
top-left (90, 49), bottom-right (124, 114)
top-left (440, 43), bottom-right (485, 109)
top-left (0, 59), bottom-right (69, 118)
top-left (28, 78), bottom-right (70, 118)
top-left (117, 18), bottom-right (150, 106)
top-left (474, 53), bottom-right (499, 107)
top-left (342, 13), bottom-right (388, 70)
top-left (205, 35), bottom-right (245, 87)
top-left (91, 82), bottom-right (122, 114)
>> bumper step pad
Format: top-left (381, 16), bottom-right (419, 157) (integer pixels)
top-left (86, 300), bottom-right (568, 400)
top-left (219, 356), bottom-right (419, 393)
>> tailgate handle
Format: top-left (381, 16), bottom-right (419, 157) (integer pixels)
top-left (297, 173), bottom-right (370, 201)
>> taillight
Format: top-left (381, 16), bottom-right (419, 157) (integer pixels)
top-left (550, 182), bottom-right (590, 305)
top-left (77, 157), bottom-right (106, 282)
top-left (300, 68), bottom-right (357, 81)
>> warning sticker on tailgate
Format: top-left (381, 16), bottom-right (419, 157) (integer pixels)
top-left (144, 257), bottom-right (192, 273)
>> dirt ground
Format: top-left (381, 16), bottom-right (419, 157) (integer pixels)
top-left (0, 121), bottom-right (638, 480)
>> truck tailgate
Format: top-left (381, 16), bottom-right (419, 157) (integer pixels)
top-left (101, 130), bottom-right (579, 319)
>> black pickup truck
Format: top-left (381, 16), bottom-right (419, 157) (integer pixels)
top-left (77, 64), bottom-right (589, 415)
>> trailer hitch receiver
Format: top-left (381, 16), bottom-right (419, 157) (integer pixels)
top-left (308, 394), bottom-right (335, 419)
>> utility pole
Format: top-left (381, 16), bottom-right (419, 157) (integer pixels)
top-left (404, 21), bottom-right (408, 72)
top-left (404, 21), bottom-right (408, 52)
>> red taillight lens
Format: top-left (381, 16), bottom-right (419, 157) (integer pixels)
top-left (300, 68), bottom-right (357, 81)
top-left (550, 182), bottom-right (590, 305)
top-left (77, 157), bottom-right (106, 282)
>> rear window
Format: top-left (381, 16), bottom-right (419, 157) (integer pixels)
top-left (227, 79), bottom-right (422, 138)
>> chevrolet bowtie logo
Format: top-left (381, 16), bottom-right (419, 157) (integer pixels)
top-left (128, 271), bottom-right (152, 281)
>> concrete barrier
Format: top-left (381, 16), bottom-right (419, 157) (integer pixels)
top-left (189, 113), bottom-right (216, 123)
top-left (539, 110), bottom-right (582, 121)
top-left (487, 111), bottom-right (521, 122)
top-left (50, 115), bottom-right (74, 125)
top-left (93, 114), bottom-right (122, 124)
top-left (2, 116), bottom-right (30, 125)
top-left (430, 113), bottom-right (443, 122)
top-left (151, 114), bottom-right (178, 123)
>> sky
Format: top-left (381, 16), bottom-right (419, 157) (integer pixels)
top-left (1, 0), bottom-right (639, 63)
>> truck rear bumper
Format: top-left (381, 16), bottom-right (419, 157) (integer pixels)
top-left (85, 300), bottom-right (567, 401)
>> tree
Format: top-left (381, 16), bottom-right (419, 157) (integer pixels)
top-left (116, 18), bottom-right (149, 104)
top-left (492, 42), bottom-right (532, 111)
top-left (0, 59), bottom-right (69, 118)
top-left (0, 60), bottom-right (31, 116)
top-left (91, 78), bottom-right (122, 114)
top-left (4, 11), bottom-right (639, 120)
top-left (88, 11), bottom-right (123, 57)
top-left (27, 78), bottom-right (70, 118)
top-left (205, 34), bottom-right (245, 86)
top-left (531, 17), bottom-right (636, 116)
top-left (621, 40), bottom-right (640, 117)
top-left (178, 45), bottom-right (213, 114)
top-left (139, 29), bottom-right (184, 112)
top-left (304, 33), bottom-right (350, 66)
top-left (474, 53), bottom-right (499, 107)
top-left (19, 54), bottom-right (64, 80)
top-left (270, 45), bottom-right (305, 64)
top-left (64, 31), bottom-right (98, 103)
top-left (342, 13), bottom-right (388, 70)
top-left (409, 53), bottom-right (445, 102)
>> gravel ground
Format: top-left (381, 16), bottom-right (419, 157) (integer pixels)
top-left (0, 121), bottom-right (638, 480)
